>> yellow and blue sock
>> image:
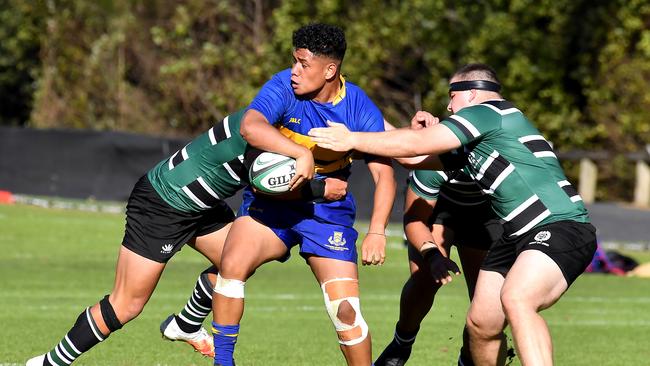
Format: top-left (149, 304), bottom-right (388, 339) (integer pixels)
top-left (212, 322), bottom-right (239, 366)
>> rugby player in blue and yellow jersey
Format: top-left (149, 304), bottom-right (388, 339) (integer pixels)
top-left (211, 24), bottom-right (396, 366)
top-left (310, 63), bottom-right (597, 366)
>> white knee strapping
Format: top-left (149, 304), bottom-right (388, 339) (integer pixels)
top-left (321, 278), bottom-right (369, 346)
top-left (213, 273), bottom-right (245, 298)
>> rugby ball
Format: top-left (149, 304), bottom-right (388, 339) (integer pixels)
top-left (249, 152), bottom-right (297, 194)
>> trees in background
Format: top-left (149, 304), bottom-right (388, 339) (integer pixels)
top-left (0, 0), bottom-right (45, 126)
top-left (1, 0), bottom-right (648, 199)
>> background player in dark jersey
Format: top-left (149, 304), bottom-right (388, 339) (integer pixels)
top-left (211, 24), bottom-right (396, 366)
top-left (310, 63), bottom-right (597, 366)
top-left (26, 110), bottom-right (346, 366)
top-left (375, 168), bottom-right (502, 366)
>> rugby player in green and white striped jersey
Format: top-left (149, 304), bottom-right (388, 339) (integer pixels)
top-left (376, 166), bottom-right (506, 366)
top-left (310, 63), bottom-right (597, 366)
top-left (27, 109), bottom-right (347, 366)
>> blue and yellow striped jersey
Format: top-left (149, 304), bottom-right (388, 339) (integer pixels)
top-left (248, 69), bottom-right (384, 177)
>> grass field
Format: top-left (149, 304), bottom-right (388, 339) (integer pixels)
top-left (2, 203), bottom-right (650, 365)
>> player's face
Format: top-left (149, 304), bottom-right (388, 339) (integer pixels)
top-left (290, 48), bottom-right (335, 96)
top-left (447, 91), bottom-right (471, 113)
top-left (447, 77), bottom-right (475, 113)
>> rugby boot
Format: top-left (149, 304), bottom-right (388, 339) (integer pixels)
top-left (160, 314), bottom-right (214, 357)
top-left (25, 354), bottom-right (47, 366)
top-left (374, 339), bottom-right (412, 366)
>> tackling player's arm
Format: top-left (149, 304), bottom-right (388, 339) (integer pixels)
top-left (404, 185), bottom-right (460, 285)
top-left (403, 187), bottom-right (440, 254)
top-left (259, 177), bottom-right (348, 202)
top-left (383, 119), bottom-right (445, 170)
top-left (361, 156), bottom-right (396, 266)
top-left (309, 121), bottom-right (462, 162)
top-left (241, 109), bottom-right (314, 190)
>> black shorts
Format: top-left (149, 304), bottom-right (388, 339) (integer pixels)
top-left (481, 220), bottom-right (597, 285)
top-left (429, 200), bottom-right (502, 251)
top-left (122, 175), bottom-right (235, 263)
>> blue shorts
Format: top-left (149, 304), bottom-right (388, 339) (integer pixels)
top-left (238, 188), bottom-right (359, 263)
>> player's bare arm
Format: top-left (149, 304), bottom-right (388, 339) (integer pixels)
top-left (383, 119), bottom-right (433, 168)
top-left (384, 111), bottom-right (439, 132)
top-left (361, 157), bottom-right (396, 266)
top-left (241, 109), bottom-right (314, 190)
top-left (403, 188), bottom-right (460, 285)
top-left (401, 111), bottom-right (447, 169)
top-left (254, 177), bottom-right (347, 201)
top-left (410, 110), bottom-right (439, 129)
top-left (329, 120), bottom-right (454, 170)
top-left (309, 120), bottom-right (462, 158)
top-left (322, 176), bottom-right (348, 201)
top-left (403, 188), bottom-right (441, 254)
top-left (396, 154), bottom-right (450, 171)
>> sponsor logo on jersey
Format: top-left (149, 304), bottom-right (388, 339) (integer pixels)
top-left (468, 151), bottom-right (484, 168)
top-left (529, 230), bottom-right (551, 246)
top-left (161, 244), bottom-right (174, 254)
top-left (326, 231), bottom-right (349, 251)
top-left (289, 117), bottom-right (301, 124)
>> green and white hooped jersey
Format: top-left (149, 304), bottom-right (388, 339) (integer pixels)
top-left (409, 169), bottom-right (487, 207)
top-left (147, 109), bottom-right (248, 212)
top-left (440, 100), bottom-right (589, 237)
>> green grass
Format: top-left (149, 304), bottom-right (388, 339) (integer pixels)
top-left (1, 203), bottom-right (650, 365)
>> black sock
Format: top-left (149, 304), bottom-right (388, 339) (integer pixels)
top-left (394, 323), bottom-right (419, 347)
top-left (458, 346), bottom-right (475, 366)
top-left (175, 271), bottom-right (213, 333)
top-left (44, 307), bottom-right (107, 366)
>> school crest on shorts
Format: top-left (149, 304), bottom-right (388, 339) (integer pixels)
top-left (529, 230), bottom-right (551, 246)
top-left (326, 231), bottom-right (348, 251)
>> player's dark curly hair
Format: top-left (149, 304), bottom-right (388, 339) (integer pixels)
top-left (292, 23), bottom-right (346, 61)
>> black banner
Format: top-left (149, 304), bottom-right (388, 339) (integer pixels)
top-left (0, 126), bottom-right (409, 221)
top-left (0, 126), bottom-right (187, 201)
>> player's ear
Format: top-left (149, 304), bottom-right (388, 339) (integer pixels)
top-left (325, 62), bottom-right (338, 80)
top-left (468, 89), bottom-right (478, 103)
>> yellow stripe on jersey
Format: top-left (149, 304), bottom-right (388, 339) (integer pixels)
top-left (332, 75), bottom-right (347, 106)
top-left (278, 126), bottom-right (353, 173)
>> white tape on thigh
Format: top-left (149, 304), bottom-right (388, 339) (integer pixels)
top-left (213, 273), bottom-right (245, 298)
top-left (321, 278), bottom-right (369, 346)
